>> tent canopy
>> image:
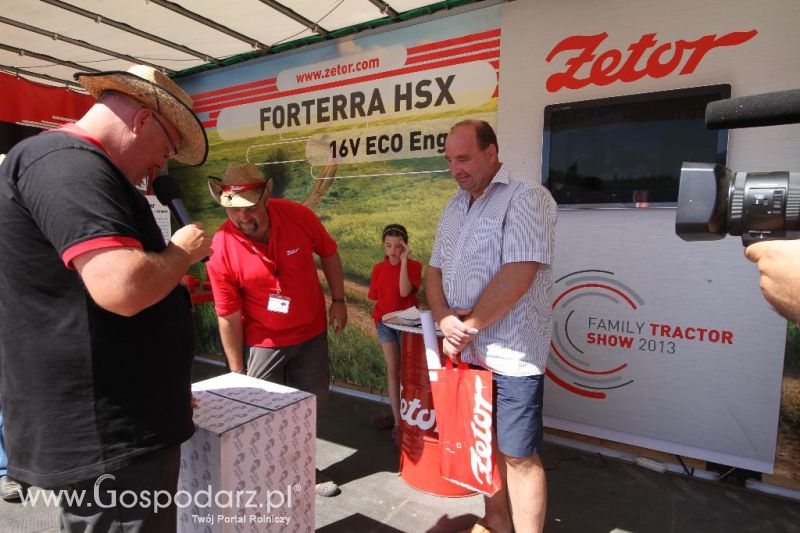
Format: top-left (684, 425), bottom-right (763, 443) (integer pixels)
top-left (0, 0), bottom-right (489, 89)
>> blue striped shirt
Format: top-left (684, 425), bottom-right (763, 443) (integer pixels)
top-left (430, 166), bottom-right (557, 376)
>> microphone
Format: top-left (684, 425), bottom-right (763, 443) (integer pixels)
top-left (153, 174), bottom-right (192, 228)
top-left (705, 88), bottom-right (800, 130)
top-left (153, 175), bottom-right (209, 262)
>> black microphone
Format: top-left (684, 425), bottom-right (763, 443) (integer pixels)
top-left (705, 88), bottom-right (800, 130)
top-left (153, 175), bottom-right (209, 263)
top-left (153, 174), bottom-right (192, 228)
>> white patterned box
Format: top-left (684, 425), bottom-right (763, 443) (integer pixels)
top-left (177, 372), bottom-right (316, 533)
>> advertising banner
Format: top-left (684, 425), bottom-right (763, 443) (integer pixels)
top-left (546, 209), bottom-right (786, 472)
top-left (179, 8), bottom-right (500, 177)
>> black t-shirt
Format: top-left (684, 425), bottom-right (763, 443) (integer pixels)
top-left (0, 132), bottom-right (195, 488)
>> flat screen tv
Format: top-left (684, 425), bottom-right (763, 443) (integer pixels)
top-left (542, 84), bottom-right (731, 208)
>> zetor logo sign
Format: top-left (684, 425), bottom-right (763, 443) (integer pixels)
top-left (545, 29), bottom-right (757, 92)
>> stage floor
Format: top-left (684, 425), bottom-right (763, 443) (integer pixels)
top-left (2, 359), bottom-right (799, 532)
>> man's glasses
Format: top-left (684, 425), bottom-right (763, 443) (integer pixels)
top-left (150, 112), bottom-right (178, 158)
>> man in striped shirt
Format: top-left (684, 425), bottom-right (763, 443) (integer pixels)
top-left (426, 119), bottom-right (557, 533)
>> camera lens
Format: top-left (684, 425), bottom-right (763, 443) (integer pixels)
top-left (727, 170), bottom-right (800, 237)
top-left (675, 163), bottom-right (732, 240)
top-left (676, 162), bottom-right (800, 244)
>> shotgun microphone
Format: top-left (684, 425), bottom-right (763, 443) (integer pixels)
top-left (705, 88), bottom-right (800, 130)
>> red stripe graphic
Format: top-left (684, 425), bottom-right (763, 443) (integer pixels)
top-left (194, 49), bottom-right (500, 116)
top-left (406, 28), bottom-right (501, 55)
top-left (192, 78), bottom-right (277, 101)
top-left (194, 84), bottom-right (278, 108)
top-left (406, 39), bottom-right (500, 65)
top-left (552, 283), bottom-right (638, 310)
top-left (546, 368), bottom-right (606, 399)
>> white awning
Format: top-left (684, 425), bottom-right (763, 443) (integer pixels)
top-left (0, 0), bottom-right (493, 89)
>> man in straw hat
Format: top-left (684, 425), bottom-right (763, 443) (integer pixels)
top-left (0, 65), bottom-right (211, 531)
top-left (206, 162), bottom-right (347, 497)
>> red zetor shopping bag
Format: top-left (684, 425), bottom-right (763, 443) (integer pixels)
top-left (429, 357), bottom-right (502, 496)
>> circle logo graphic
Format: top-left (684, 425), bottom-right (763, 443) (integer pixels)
top-left (548, 270), bottom-right (644, 399)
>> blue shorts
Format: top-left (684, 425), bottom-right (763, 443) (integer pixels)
top-left (493, 373), bottom-right (545, 458)
top-left (376, 321), bottom-right (402, 345)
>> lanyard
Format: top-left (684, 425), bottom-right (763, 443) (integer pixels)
top-left (233, 226), bottom-right (282, 294)
top-left (54, 123), bottom-right (110, 155)
top-left (53, 124), bottom-right (158, 193)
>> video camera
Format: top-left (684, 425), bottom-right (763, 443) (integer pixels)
top-left (675, 88), bottom-right (800, 245)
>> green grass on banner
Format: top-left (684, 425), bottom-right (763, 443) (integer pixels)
top-left (329, 324), bottom-right (386, 392)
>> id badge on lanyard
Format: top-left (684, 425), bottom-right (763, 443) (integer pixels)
top-left (267, 292), bottom-right (291, 314)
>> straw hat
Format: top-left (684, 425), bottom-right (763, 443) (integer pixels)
top-left (208, 163), bottom-right (268, 208)
top-left (74, 65), bottom-right (208, 166)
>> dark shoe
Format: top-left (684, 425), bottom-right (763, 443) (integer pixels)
top-left (371, 413), bottom-right (395, 430)
top-left (315, 469), bottom-right (340, 497)
top-left (0, 475), bottom-right (24, 502)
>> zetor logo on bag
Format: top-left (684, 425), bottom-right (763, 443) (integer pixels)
top-left (469, 374), bottom-right (494, 487)
top-left (430, 358), bottom-right (502, 496)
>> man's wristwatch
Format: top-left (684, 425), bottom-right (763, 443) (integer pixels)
top-left (332, 298), bottom-right (346, 304)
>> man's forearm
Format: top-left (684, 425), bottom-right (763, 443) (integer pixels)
top-left (424, 266), bottom-right (449, 321)
top-left (320, 252), bottom-right (346, 300)
top-left (218, 312), bottom-right (245, 372)
top-left (465, 261), bottom-right (539, 331)
top-left (75, 245), bottom-right (193, 317)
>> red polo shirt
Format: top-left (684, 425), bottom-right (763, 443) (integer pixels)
top-left (206, 199), bottom-right (337, 347)
top-left (368, 257), bottom-right (422, 325)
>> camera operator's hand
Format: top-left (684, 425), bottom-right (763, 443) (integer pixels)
top-left (745, 240), bottom-right (800, 323)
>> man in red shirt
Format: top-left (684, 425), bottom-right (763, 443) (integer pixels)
top-left (206, 163), bottom-right (347, 496)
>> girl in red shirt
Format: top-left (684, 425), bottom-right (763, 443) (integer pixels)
top-left (368, 224), bottom-right (422, 444)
